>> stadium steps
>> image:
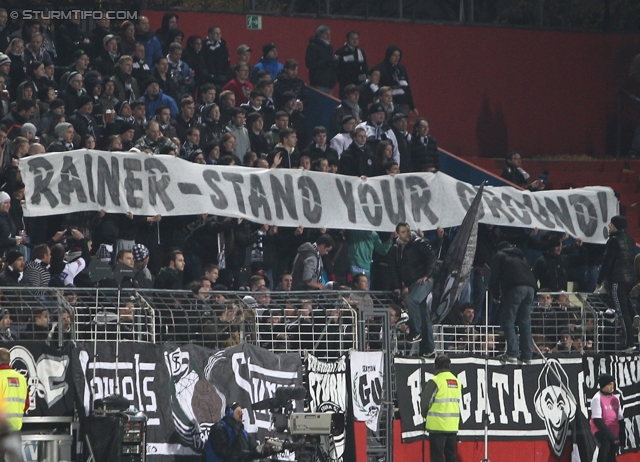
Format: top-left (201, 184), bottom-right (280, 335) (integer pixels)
top-left (466, 158), bottom-right (640, 242)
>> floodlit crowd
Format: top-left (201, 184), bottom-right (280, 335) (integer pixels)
top-left (0, 11), bottom-right (636, 360)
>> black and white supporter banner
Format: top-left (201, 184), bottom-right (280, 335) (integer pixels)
top-left (350, 351), bottom-right (384, 431)
top-left (396, 357), bottom-right (582, 451)
top-left (72, 342), bottom-right (302, 461)
top-left (21, 150), bottom-right (618, 243)
top-left (307, 353), bottom-right (349, 462)
top-left (8, 343), bottom-right (74, 417)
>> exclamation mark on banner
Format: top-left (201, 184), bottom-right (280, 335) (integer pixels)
top-left (597, 191), bottom-right (609, 222)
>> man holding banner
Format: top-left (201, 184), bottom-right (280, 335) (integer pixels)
top-left (390, 222), bottom-right (437, 354)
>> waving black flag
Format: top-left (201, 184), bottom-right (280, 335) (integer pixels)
top-left (430, 183), bottom-right (484, 323)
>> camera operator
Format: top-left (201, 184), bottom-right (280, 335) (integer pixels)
top-left (204, 402), bottom-right (278, 462)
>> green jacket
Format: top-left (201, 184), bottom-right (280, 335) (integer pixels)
top-left (347, 230), bottom-right (392, 272)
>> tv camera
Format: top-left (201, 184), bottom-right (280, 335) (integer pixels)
top-left (253, 386), bottom-right (344, 462)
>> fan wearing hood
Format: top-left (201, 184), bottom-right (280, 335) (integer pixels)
top-left (377, 45), bottom-right (417, 115)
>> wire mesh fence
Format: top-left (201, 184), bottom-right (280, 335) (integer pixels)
top-left (0, 287), bottom-right (632, 357)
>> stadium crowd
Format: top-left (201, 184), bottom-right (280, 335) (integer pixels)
top-left (0, 11), bottom-right (637, 358)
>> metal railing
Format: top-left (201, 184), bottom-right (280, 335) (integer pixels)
top-left (0, 288), bottom-right (631, 355)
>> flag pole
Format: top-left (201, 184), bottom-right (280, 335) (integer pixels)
top-left (480, 289), bottom-right (491, 462)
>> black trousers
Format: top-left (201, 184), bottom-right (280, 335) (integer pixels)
top-left (607, 281), bottom-right (636, 348)
top-left (429, 432), bottom-right (457, 462)
top-left (595, 431), bottom-right (618, 462)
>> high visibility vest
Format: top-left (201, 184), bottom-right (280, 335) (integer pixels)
top-left (0, 368), bottom-right (27, 431)
top-left (425, 371), bottom-right (461, 432)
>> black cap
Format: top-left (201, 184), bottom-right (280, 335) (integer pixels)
top-left (282, 91), bottom-right (296, 102)
top-left (49, 98), bottom-right (65, 110)
top-left (119, 122), bottom-right (135, 134)
top-left (5, 249), bottom-right (24, 266)
top-left (74, 49), bottom-right (88, 61)
top-left (262, 43), bottom-right (276, 56)
top-left (76, 94), bottom-right (94, 109)
top-left (144, 76), bottom-right (159, 90)
top-left (611, 215), bottom-right (627, 230)
top-left (598, 373), bottom-right (615, 389)
top-left (392, 112), bottom-right (408, 123)
top-left (114, 100), bottom-right (130, 116)
top-left (368, 102), bottom-right (385, 114)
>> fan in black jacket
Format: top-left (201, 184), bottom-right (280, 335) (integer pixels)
top-left (410, 117), bottom-right (438, 172)
top-left (376, 45), bottom-right (416, 114)
top-left (304, 25), bottom-right (336, 92)
top-left (335, 30), bottom-right (368, 98)
top-left (388, 223), bottom-right (438, 354)
top-left (490, 242), bottom-right (538, 362)
top-left (501, 151), bottom-right (544, 191)
top-left (597, 215), bottom-right (639, 351)
top-left (339, 128), bottom-right (375, 177)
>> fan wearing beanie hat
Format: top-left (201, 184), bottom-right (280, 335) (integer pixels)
top-left (49, 98), bottom-right (66, 114)
top-left (0, 249), bottom-right (25, 286)
top-left (610, 215), bottom-right (627, 231)
top-left (54, 122), bottom-right (72, 139)
top-left (132, 244), bottom-right (154, 288)
top-left (589, 373), bottom-right (624, 458)
top-left (0, 53), bottom-right (11, 69)
top-left (20, 123), bottom-right (37, 140)
top-left (253, 43), bottom-right (283, 82)
top-left (68, 94), bottom-right (101, 141)
top-left (132, 244), bottom-right (150, 263)
top-left (597, 212), bottom-right (639, 352)
top-left (48, 123), bottom-right (75, 152)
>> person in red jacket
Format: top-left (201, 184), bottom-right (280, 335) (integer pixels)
top-left (222, 63), bottom-right (253, 107)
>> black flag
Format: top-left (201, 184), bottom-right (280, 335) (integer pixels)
top-left (571, 409), bottom-right (597, 462)
top-left (430, 183), bottom-right (484, 323)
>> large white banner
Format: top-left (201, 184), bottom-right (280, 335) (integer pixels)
top-left (20, 150), bottom-right (618, 243)
top-left (350, 351), bottom-right (384, 432)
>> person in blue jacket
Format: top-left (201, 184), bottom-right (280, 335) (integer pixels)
top-left (141, 77), bottom-right (178, 120)
top-left (252, 43), bottom-right (283, 82)
top-left (204, 402), bottom-right (278, 462)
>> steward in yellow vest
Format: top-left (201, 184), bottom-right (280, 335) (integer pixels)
top-left (0, 347), bottom-right (28, 461)
top-left (420, 354), bottom-right (461, 462)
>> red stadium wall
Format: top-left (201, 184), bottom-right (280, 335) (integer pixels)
top-left (391, 421), bottom-right (638, 462)
top-left (143, 11), bottom-right (640, 158)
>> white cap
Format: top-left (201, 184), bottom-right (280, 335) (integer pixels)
top-left (0, 191), bottom-right (10, 203)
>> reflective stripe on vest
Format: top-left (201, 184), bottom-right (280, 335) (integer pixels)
top-left (0, 369), bottom-right (27, 431)
top-left (426, 371), bottom-right (461, 432)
